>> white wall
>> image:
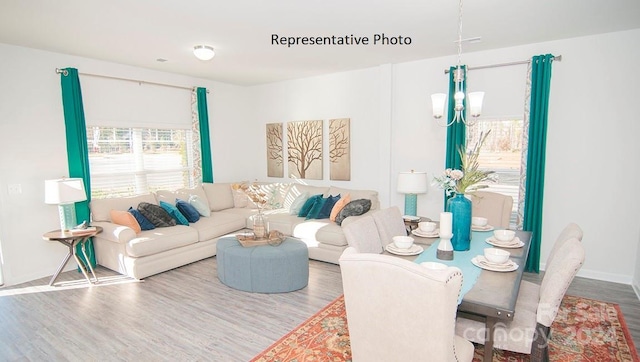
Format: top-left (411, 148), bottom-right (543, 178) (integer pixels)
top-left (1, 28), bottom-right (639, 287)
top-left (0, 43), bottom-right (250, 286)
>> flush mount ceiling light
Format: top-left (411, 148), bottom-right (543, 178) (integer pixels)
top-left (193, 45), bottom-right (215, 61)
top-left (431, 0), bottom-right (484, 126)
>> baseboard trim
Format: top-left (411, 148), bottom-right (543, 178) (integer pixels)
top-left (633, 282), bottom-right (640, 302)
top-left (541, 262), bottom-right (633, 285)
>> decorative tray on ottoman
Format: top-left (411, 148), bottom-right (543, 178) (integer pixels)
top-left (236, 230), bottom-right (286, 247)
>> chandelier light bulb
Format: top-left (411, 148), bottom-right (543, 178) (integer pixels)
top-left (193, 45), bottom-right (215, 61)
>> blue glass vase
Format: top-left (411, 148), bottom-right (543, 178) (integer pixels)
top-left (446, 193), bottom-right (472, 251)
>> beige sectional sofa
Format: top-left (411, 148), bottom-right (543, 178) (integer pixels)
top-left (90, 182), bottom-right (379, 279)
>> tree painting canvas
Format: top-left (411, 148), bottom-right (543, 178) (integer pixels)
top-left (329, 118), bottom-right (350, 180)
top-left (287, 120), bottom-right (323, 180)
top-left (266, 123), bottom-right (284, 177)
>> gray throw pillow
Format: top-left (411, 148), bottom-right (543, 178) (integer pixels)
top-left (335, 199), bottom-right (372, 226)
top-left (138, 202), bottom-right (177, 227)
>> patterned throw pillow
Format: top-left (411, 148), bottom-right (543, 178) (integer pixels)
top-left (138, 202), bottom-right (177, 228)
top-left (160, 201), bottom-right (189, 225)
top-left (335, 199), bottom-right (372, 226)
top-left (189, 195), bottom-right (210, 217)
top-left (110, 209), bottom-right (141, 234)
top-left (176, 199), bottom-right (200, 223)
top-left (128, 207), bottom-right (155, 231)
top-left (316, 194), bottom-right (340, 219)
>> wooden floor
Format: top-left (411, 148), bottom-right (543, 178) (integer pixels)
top-left (0, 258), bottom-right (638, 361)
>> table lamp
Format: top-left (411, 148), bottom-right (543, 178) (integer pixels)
top-left (45, 178), bottom-right (87, 231)
top-left (397, 170), bottom-right (428, 216)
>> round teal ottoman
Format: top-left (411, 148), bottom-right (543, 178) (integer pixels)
top-left (216, 236), bottom-right (309, 293)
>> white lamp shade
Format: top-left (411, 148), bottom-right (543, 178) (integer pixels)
top-left (45, 178), bottom-right (87, 205)
top-left (431, 93), bottom-right (447, 118)
top-left (468, 91), bottom-right (485, 117)
top-left (193, 45), bottom-right (215, 61)
top-left (397, 171), bottom-right (428, 194)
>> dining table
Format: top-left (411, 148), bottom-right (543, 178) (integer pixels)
top-left (392, 228), bottom-right (532, 362)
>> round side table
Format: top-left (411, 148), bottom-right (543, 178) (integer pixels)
top-left (43, 226), bottom-right (102, 286)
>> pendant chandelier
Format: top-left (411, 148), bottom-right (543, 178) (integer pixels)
top-left (431, 0), bottom-right (484, 126)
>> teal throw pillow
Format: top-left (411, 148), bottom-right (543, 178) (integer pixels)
top-left (306, 197), bottom-right (328, 220)
top-left (159, 200), bottom-right (189, 225)
top-left (297, 194), bottom-right (323, 218)
top-left (176, 199), bottom-right (200, 223)
top-left (128, 207), bottom-right (155, 231)
top-left (316, 194), bottom-right (340, 219)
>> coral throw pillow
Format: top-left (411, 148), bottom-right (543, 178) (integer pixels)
top-left (330, 193), bottom-right (351, 221)
top-left (110, 209), bottom-right (141, 234)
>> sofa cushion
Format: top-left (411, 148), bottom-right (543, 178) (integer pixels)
top-left (189, 195), bottom-right (211, 217)
top-left (128, 207), bottom-right (155, 231)
top-left (138, 202), bottom-right (177, 227)
top-left (292, 219), bottom-right (347, 247)
top-left (90, 193), bottom-right (157, 222)
top-left (202, 182), bottom-right (235, 211)
top-left (330, 193), bottom-right (351, 221)
top-left (126, 225), bottom-right (198, 257)
top-left (283, 184), bottom-right (329, 209)
top-left (176, 199), bottom-right (200, 223)
top-left (335, 199), bottom-right (372, 225)
top-left (188, 212), bottom-right (247, 241)
top-left (298, 194), bottom-right (323, 218)
top-left (110, 209), bottom-right (141, 234)
top-left (155, 186), bottom-right (208, 206)
top-left (160, 201), bottom-right (189, 225)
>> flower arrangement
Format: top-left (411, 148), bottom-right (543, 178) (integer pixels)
top-left (433, 131), bottom-right (495, 197)
top-left (232, 182), bottom-right (269, 210)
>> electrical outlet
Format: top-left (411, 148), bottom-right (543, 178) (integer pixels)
top-left (7, 184), bottom-right (22, 194)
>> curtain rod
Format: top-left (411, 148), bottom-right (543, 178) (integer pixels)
top-left (444, 55), bottom-right (562, 74)
top-left (54, 68), bottom-right (208, 93)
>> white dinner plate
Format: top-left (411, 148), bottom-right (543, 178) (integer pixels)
top-left (472, 225), bottom-right (495, 232)
top-left (385, 244), bottom-right (424, 256)
top-left (411, 229), bottom-right (440, 238)
top-left (471, 256), bottom-right (519, 272)
top-left (485, 237), bottom-right (524, 249)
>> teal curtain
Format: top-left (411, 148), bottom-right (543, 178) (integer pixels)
top-left (196, 87), bottom-right (214, 183)
top-left (523, 54), bottom-right (554, 273)
top-left (444, 65), bottom-right (467, 208)
top-left (60, 68), bottom-right (96, 268)
top-left (445, 65), bottom-right (467, 170)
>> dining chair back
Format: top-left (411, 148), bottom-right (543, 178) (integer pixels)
top-left (371, 206), bottom-right (408, 247)
top-left (342, 215), bottom-right (384, 254)
top-left (339, 247), bottom-right (474, 361)
top-left (455, 238), bottom-right (585, 360)
top-left (469, 191), bottom-right (513, 229)
top-left (545, 222), bottom-right (583, 267)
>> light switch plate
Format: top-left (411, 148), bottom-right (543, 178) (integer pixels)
top-left (8, 184), bottom-right (22, 194)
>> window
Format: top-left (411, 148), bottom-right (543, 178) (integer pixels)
top-left (87, 126), bottom-right (195, 199)
top-left (466, 117), bottom-right (524, 227)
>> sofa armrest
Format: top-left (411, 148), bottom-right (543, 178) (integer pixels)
top-left (91, 221), bottom-right (136, 244)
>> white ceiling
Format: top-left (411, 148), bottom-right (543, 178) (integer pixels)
top-left (1, 0), bottom-right (639, 86)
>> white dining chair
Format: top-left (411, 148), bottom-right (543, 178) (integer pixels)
top-left (469, 191), bottom-right (513, 229)
top-left (546, 222), bottom-right (583, 267)
top-left (371, 206), bottom-right (408, 247)
top-left (339, 247), bottom-right (475, 361)
top-left (342, 215), bottom-right (384, 254)
top-left (455, 238), bottom-right (585, 361)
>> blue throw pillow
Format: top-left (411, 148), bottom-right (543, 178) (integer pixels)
top-left (297, 194), bottom-right (323, 218)
top-left (316, 194), bottom-right (340, 219)
top-left (306, 197), bottom-right (328, 220)
top-left (176, 198), bottom-right (200, 223)
top-left (159, 200), bottom-right (189, 225)
top-left (128, 207), bottom-right (155, 231)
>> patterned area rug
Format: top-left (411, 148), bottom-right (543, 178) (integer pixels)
top-left (251, 294), bottom-right (639, 362)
